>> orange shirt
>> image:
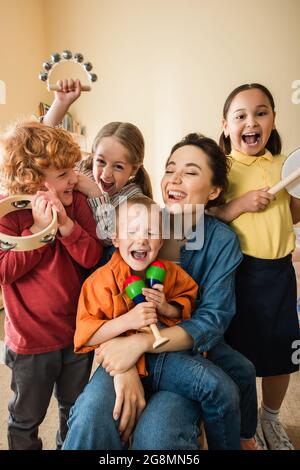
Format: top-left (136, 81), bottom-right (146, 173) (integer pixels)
top-left (75, 250), bottom-right (198, 375)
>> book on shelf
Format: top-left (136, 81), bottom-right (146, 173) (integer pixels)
top-left (38, 102), bottom-right (88, 155)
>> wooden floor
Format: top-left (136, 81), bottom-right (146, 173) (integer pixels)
top-left (0, 309), bottom-right (299, 450)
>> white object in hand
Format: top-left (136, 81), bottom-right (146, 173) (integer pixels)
top-left (269, 148), bottom-right (300, 198)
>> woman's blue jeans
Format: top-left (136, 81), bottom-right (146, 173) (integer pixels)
top-left (62, 342), bottom-right (256, 450)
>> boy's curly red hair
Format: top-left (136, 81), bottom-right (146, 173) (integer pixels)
top-left (0, 121), bottom-right (81, 195)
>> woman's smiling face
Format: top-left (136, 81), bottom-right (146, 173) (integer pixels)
top-left (161, 144), bottom-right (221, 212)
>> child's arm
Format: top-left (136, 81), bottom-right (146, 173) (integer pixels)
top-left (42, 79), bottom-right (81, 127)
top-left (142, 266), bottom-right (198, 321)
top-left (73, 175), bottom-right (114, 243)
top-left (0, 218), bottom-right (49, 284)
top-left (86, 302), bottom-right (157, 346)
top-left (0, 193), bottom-right (59, 284)
top-left (207, 187), bottom-right (275, 223)
top-left (76, 277), bottom-right (154, 378)
top-left (74, 274), bottom-right (157, 351)
top-left (75, 173), bottom-right (102, 198)
top-left (38, 185), bottom-right (102, 268)
top-left (290, 196), bottom-right (300, 225)
top-left (87, 193), bottom-right (116, 244)
top-left (142, 284), bottom-right (182, 319)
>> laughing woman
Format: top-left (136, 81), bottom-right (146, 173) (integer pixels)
top-left (63, 133), bottom-right (258, 450)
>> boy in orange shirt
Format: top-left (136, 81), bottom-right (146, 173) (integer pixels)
top-left (74, 196), bottom-right (198, 376)
top-left (63, 195), bottom-right (247, 450)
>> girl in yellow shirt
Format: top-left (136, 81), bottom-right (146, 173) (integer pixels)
top-left (211, 83), bottom-right (300, 450)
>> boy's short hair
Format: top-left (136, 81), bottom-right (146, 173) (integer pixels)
top-left (117, 195), bottom-right (157, 213)
top-left (0, 121), bottom-right (81, 195)
top-left (116, 195), bottom-right (162, 238)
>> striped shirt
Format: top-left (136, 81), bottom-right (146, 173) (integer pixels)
top-left (76, 159), bottom-right (143, 245)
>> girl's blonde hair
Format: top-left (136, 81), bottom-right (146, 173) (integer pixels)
top-left (0, 122), bottom-right (81, 194)
top-left (83, 121), bottom-right (152, 198)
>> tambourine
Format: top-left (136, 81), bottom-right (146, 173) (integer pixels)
top-left (0, 195), bottom-right (58, 252)
top-left (39, 50), bottom-right (98, 92)
top-left (269, 148), bottom-right (300, 198)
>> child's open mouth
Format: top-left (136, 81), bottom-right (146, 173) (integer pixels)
top-left (242, 133), bottom-right (261, 146)
top-left (100, 179), bottom-right (115, 193)
top-left (131, 250), bottom-right (148, 261)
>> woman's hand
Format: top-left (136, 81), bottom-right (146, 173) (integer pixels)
top-left (125, 302), bottom-right (157, 330)
top-left (239, 188), bottom-right (275, 212)
top-left (95, 335), bottom-right (149, 375)
top-left (113, 367), bottom-right (146, 443)
top-left (75, 172), bottom-right (102, 198)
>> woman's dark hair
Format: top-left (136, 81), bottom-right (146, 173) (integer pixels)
top-left (168, 133), bottom-right (230, 208)
top-left (219, 83), bottom-right (282, 155)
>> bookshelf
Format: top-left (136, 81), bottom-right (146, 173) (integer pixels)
top-left (70, 132), bottom-right (90, 158)
top-left (38, 102), bottom-right (90, 158)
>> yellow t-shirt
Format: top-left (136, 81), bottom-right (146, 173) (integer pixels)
top-left (226, 149), bottom-right (295, 259)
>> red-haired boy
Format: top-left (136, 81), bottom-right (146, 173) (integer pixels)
top-left (0, 122), bottom-right (103, 449)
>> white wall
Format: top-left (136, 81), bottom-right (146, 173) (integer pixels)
top-left (0, 0), bottom-right (49, 130)
top-left (1, 0), bottom-right (300, 200)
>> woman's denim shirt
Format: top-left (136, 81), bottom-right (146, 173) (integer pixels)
top-left (179, 215), bottom-right (243, 353)
top-left (101, 215), bottom-right (242, 354)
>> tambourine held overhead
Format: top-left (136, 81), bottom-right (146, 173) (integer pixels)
top-left (0, 195), bottom-right (58, 252)
top-left (39, 50), bottom-right (98, 92)
top-left (268, 148), bottom-right (300, 198)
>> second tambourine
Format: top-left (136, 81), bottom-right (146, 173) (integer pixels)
top-left (39, 50), bottom-right (98, 92)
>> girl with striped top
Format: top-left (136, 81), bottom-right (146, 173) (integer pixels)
top-left (43, 79), bottom-right (152, 245)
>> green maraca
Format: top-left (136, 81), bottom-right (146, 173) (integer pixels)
top-left (124, 273), bottom-right (169, 349)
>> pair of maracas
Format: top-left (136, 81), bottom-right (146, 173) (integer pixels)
top-left (124, 261), bottom-right (169, 348)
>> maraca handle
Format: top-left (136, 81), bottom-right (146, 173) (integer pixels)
top-left (149, 324), bottom-right (169, 348)
top-left (47, 84), bottom-right (91, 92)
top-left (124, 273), bottom-right (169, 348)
